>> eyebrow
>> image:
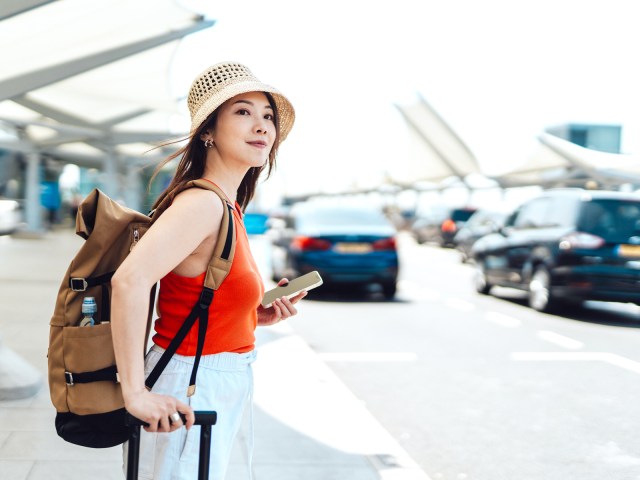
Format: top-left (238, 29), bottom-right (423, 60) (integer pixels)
top-left (233, 99), bottom-right (273, 110)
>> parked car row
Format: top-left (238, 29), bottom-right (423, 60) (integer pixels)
top-left (261, 188), bottom-right (640, 312)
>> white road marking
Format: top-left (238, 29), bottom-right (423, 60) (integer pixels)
top-left (604, 354), bottom-right (640, 375)
top-left (444, 297), bottom-right (475, 312)
top-left (511, 352), bottom-right (640, 375)
top-left (537, 330), bottom-right (584, 350)
top-left (318, 352), bottom-right (418, 362)
top-left (484, 311), bottom-right (522, 328)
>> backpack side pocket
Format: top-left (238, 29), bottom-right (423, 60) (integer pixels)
top-left (62, 322), bottom-right (123, 415)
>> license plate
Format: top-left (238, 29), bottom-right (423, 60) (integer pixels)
top-left (618, 244), bottom-right (640, 257)
top-left (334, 242), bottom-right (372, 253)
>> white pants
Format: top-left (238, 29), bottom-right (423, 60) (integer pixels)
top-left (123, 345), bottom-right (256, 479)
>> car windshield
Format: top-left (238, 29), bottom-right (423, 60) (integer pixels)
top-left (578, 199), bottom-right (640, 241)
top-left (451, 209), bottom-right (476, 222)
top-left (465, 210), bottom-right (507, 228)
top-left (296, 207), bottom-right (390, 229)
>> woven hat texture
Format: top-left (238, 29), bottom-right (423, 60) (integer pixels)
top-left (187, 62), bottom-right (295, 141)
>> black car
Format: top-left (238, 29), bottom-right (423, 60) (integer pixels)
top-left (412, 207), bottom-right (477, 247)
top-left (454, 209), bottom-right (509, 263)
top-left (472, 189), bottom-right (640, 312)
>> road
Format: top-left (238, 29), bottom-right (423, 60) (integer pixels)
top-left (260, 233), bottom-right (640, 480)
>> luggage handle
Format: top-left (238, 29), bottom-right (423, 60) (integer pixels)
top-left (125, 411), bottom-right (217, 480)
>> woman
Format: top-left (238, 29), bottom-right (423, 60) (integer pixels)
top-left (111, 62), bottom-right (303, 479)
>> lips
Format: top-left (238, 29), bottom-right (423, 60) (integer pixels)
top-left (247, 140), bottom-right (267, 147)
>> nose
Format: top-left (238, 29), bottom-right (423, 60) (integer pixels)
top-left (256, 118), bottom-right (269, 135)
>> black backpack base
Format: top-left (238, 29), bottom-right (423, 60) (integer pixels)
top-left (56, 408), bottom-right (128, 448)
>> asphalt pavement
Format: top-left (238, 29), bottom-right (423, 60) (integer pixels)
top-left (0, 228), bottom-right (430, 480)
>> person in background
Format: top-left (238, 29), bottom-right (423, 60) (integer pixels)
top-left (111, 61), bottom-right (304, 479)
top-left (68, 192), bottom-right (81, 227)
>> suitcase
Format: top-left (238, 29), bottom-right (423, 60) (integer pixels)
top-left (125, 411), bottom-right (218, 480)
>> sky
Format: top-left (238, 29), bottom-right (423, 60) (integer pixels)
top-left (168, 0), bottom-right (639, 204)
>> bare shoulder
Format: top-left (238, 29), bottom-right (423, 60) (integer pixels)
top-left (150, 187), bottom-right (226, 241)
top-left (170, 188), bottom-right (225, 221)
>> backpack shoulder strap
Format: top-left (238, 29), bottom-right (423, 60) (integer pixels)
top-left (152, 179), bottom-right (236, 291)
top-left (187, 179), bottom-right (236, 291)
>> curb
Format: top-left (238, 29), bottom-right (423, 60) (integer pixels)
top-left (0, 339), bottom-right (43, 400)
top-left (254, 323), bottom-right (432, 480)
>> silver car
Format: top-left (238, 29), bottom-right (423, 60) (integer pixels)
top-left (0, 199), bottom-right (22, 235)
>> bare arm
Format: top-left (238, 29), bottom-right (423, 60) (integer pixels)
top-left (111, 188), bottom-right (223, 431)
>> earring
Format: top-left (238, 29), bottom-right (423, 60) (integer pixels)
top-left (204, 139), bottom-right (214, 148)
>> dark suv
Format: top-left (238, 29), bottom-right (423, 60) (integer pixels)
top-left (472, 189), bottom-right (640, 312)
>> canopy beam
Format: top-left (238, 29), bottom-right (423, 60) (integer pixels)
top-left (0, 0), bottom-right (57, 21)
top-left (0, 18), bottom-right (214, 100)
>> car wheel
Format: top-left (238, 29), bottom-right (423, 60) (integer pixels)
top-left (529, 266), bottom-right (555, 312)
top-left (382, 282), bottom-right (397, 300)
top-left (474, 261), bottom-right (492, 295)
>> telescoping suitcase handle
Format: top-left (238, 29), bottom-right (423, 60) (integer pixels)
top-left (125, 411), bottom-right (217, 480)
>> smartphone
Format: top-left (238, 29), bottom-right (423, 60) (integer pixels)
top-left (261, 271), bottom-right (323, 308)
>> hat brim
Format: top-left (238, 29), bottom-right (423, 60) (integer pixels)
top-left (190, 81), bottom-right (295, 142)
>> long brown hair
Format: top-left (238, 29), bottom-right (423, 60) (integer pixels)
top-left (150, 92), bottom-right (281, 212)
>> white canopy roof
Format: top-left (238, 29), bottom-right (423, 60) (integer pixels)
top-left (493, 133), bottom-right (640, 188)
top-left (394, 94), bottom-right (481, 185)
top-left (0, 0), bottom-right (212, 166)
top-left (395, 94), bottom-right (640, 191)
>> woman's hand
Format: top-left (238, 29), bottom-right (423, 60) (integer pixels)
top-left (124, 389), bottom-right (195, 433)
top-left (257, 278), bottom-right (307, 326)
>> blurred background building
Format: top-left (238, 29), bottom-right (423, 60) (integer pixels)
top-left (545, 123), bottom-right (622, 154)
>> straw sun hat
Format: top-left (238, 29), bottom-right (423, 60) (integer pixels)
top-left (187, 61), bottom-right (295, 142)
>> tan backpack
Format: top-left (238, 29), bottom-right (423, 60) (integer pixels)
top-left (48, 179), bottom-right (236, 448)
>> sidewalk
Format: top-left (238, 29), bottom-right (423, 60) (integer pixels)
top-left (0, 229), bottom-right (430, 480)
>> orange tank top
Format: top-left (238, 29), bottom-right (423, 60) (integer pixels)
top-left (152, 199), bottom-right (264, 355)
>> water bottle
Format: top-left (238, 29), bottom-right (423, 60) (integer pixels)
top-left (79, 296), bottom-right (97, 327)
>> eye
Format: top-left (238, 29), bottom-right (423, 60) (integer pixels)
top-left (236, 108), bottom-right (250, 115)
top-left (264, 113), bottom-right (274, 121)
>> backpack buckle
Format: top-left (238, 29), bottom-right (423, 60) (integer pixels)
top-left (64, 371), bottom-right (74, 386)
top-left (198, 288), bottom-right (214, 308)
top-left (70, 278), bottom-right (88, 292)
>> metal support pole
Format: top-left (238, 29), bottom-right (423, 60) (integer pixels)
top-left (124, 163), bottom-right (142, 212)
top-left (101, 151), bottom-right (118, 199)
top-left (24, 152), bottom-right (43, 233)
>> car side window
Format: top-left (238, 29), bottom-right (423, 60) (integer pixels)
top-left (503, 210), bottom-right (518, 228)
top-left (545, 197), bottom-right (578, 227)
top-left (514, 198), bottom-right (551, 229)
top-left (579, 200), bottom-right (640, 238)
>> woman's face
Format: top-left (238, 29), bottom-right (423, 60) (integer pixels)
top-left (206, 91), bottom-right (276, 169)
